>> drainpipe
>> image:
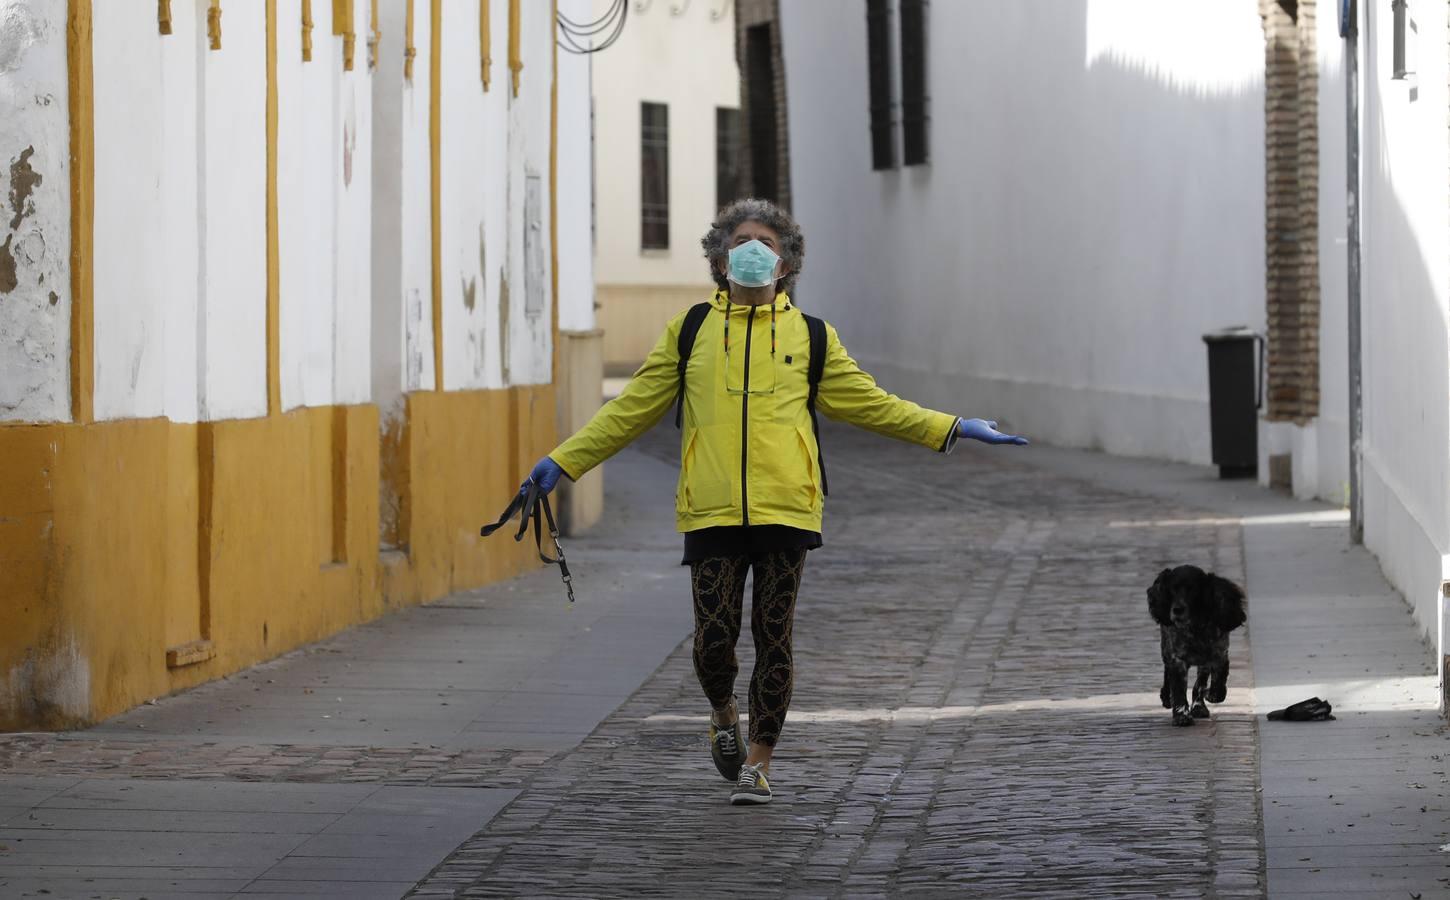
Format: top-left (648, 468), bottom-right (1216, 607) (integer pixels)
top-left (1344, 0), bottom-right (1364, 544)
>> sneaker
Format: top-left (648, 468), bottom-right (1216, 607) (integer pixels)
top-left (730, 763), bottom-right (771, 805)
top-left (708, 716), bottom-right (745, 782)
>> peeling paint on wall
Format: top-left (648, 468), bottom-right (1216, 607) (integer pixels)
top-left (404, 287), bottom-right (428, 389)
top-left (0, 232), bottom-right (16, 293)
top-left (461, 274), bottom-right (476, 311)
top-left (343, 101), bottom-right (357, 188)
top-left (8, 144), bottom-right (40, 229)
top-left (0, 1), bottom-right (41, 76)
top-left (0, 0), bottom-right (69, 422)
top-left (498, 267), bottom-right (510, 385)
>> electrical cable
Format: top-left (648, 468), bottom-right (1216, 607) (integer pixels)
top-left (559, 0), bottom-right (624, 35)
top-left (558, 0), bottom-right (628, 54)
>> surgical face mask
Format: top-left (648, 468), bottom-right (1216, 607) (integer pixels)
top-left (727, 240), bottom-right (780, 288)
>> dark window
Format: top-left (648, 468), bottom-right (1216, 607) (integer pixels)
top-left (899, 0), bottom-right (928, 165)
top-left (641, 101), bottom-right (669, 249)
top-left (866, 0), bottom-right (895, 170)
top-left (1276, 0), bottom-right (1297, 22)
top-left (716, 107), bottom-right (742, 210)
top-left (745, 24), bottom-right (779, 203)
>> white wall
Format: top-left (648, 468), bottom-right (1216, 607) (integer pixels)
top-left (1356, 0), bottom-right (1450, 644)
top-left (1301, 1), bottom-right (1352, 505)
top-left (0, 0), bottom-right (70, 422)
top-left (557, 0), bottom-right (595, 334)
top-left (591, 0), bottom-right (738, 288)
top-left (1264, 4), bottom-right (1354, 506)
top-left (780, 0), bottom-right (1266, 465)
top-left (504, 0), bottom-right (555, 386)
top-left (372, 0), bottom-right (436, 413)
top-left (92, 0), bottom-right (170, 422)
top-left (277, 0), bottom-right (372, 412)
top-left (435, 0), bottom-right (554, 390)
top-left (333, 8), bottom-right (373, 407)
top-left (199, 1), bottom-right (268, 420)
top-left (437, 0), bottom-right (498, 390)
top-left (91, 0), bottom-right (209, 424)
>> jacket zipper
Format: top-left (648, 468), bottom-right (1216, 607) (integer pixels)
top-left (740, 306), bottom-right (756, 526)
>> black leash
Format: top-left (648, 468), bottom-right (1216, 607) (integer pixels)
top-left (479, 481), bottom-right (576, 603)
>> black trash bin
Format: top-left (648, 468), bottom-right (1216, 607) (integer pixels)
top-left (1202, 327), bottom-right (1262, 479)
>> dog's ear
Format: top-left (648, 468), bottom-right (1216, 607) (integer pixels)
top-left (1204, 573), bottom-right (1247, 631)
top-left (1147, 568), bottom-right (1173, 625)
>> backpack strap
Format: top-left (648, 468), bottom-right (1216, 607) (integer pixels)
top-left (675, 302), bottom-right (713, 429)
top-left (803, 313), bottom-right (829, 497)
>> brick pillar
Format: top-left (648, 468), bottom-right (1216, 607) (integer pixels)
top-left (1261, 0), bottom-right (1320, 423)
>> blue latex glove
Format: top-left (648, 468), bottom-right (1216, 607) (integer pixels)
top-left (958, 418), bottom-right (1029, 446)
top-left (523, 456), bottom-right (565, 495)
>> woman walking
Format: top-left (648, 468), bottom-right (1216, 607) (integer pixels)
top-left (521, 198), bottom-right (1028, 805)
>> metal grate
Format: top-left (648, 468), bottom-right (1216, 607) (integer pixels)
top-left (641, 101), bottom-right (670, 249)
top-left (716, 106), bottom-right (743, 210)
top-left (900, 0), bottom-right (929, 166)
top-left (745, 24), bottom-right (779, 203)
top-left (866, 0), bottom-right (896, 170)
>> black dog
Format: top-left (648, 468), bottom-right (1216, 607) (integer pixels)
top-left (1147, 565), bottom-right (1247, 726)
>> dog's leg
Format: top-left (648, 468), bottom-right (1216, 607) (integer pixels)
top-left (1168, 663), bottom-right (1194, 726)
top-left (1160, 665), bottom-right (1173, 709)
top-left (1208, 658), bottom-right (1229, 704)
top-left (1190, 667), bottom-right (1211, 719)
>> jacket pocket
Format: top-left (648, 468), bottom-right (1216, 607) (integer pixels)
top-left (675, 428), bottom-right (697, 515)
top-left (678, 425), bottom-right (733, 516)
top-left (795, 424), bottom-right (821, 511)
top-left (749, 423), bottom-right (817, 519)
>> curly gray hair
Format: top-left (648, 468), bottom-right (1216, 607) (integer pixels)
top-left (700, 198), bottom-right (805, 297)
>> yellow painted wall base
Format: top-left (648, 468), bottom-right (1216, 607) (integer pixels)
top-left (597, 283), bottom-right (714, 372)
top-left (0, 386), bottom-right (556, 731)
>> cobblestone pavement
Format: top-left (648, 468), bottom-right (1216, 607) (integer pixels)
top-left (406, 422), bottom-right (1264, 898)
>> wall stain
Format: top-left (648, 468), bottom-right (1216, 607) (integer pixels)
top-left (498, 268), bottom-right (510, 385)
top-left (0, 233), bottom-right (18, 294)
top-left (9, 145), bottom-right (41, 230)
top-left (461, 275), bottom-right (477, 312)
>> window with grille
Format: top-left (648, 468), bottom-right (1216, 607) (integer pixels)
top-left (745, 24), bottom-right (779, 203)
top-left (865, 0), bottom-right (895, 170)
top-left (899, 0), bottom-right (929, 165)
top-left (641, 102), bottom-right (670, 250)
top-left (716, 107), bottom-right (742, 210)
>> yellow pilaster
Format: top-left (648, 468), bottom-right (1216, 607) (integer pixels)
top-left (334, 0), bottom-right (355, 71)
top-left (508, 0), bottom-right (521, 97)
top-left (267, 0), bottom-right (280, 415)
top-left (67, 0), bottom-right (94, 424)
top-left (208, 0), bottom-right (222, 50)
top-left (368, 0), bottom-right (380, 70)
top-left (481, 0), bottom-right (492, 90)
top-left (404, 0), bottom-right (416, 79)
top-left (430, 0), bottom-right (443, 390)
top-left (302, 0), bottom-right (313, 61)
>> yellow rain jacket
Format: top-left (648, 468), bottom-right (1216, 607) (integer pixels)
top-left (549, 291), bottom-right (959, 533)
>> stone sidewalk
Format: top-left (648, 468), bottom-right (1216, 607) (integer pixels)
top-left (1, 420), bottom-right (1445, 898)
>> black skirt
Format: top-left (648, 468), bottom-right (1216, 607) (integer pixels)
top-left (681, 525), bottom-right (823, 565)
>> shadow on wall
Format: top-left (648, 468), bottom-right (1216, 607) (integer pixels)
top-left (792, 2), bottom-right (1266, 467)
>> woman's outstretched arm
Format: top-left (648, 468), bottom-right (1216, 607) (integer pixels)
top-left (541, 315), bottom-right (685, 487)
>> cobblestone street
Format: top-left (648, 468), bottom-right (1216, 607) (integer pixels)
top-left (410, 423), bottom-right (1262, 899)
top-left (4, 420), bottom-right (1445, 898)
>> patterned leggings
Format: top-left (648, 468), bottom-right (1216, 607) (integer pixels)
top-left (689, 549), bottom-right (807, 747)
